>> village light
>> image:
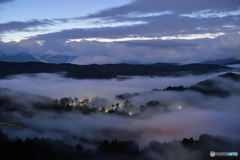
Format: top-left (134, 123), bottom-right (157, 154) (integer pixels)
top-left (178, 106), bottom-right (182, 110)
top-left (128, 112), bottom-right (133, 116)
top-left (105, 109), bottom-right (110, 114)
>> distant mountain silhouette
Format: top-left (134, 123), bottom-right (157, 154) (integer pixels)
top-left (39, 54), bottom-right (77, 64)
top-left (226, 60), bottom-right (240, 65)
top-left (0, 61), bottom-right (230, 79)
top-left (0, 53), bottom-right (78, 64)
top-left (201, 58), bottom-right (239, 65)
top-left (0, 53), bottom-right (40, 62)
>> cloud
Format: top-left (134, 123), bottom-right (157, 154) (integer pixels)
top-left (87, 0), bottom-right (240, 18)
top-left (0, 0), bottom-right (13, 3)
top-left (0, 0), bottom-right (239, 64)
top-left (0, 18), bottom-right (147, 42)
top-left (1, 0), bottom-right (238, 43)
top-left (181, 9), bottom-right (240, 18)
top-left (125, 11), bottom-right (173, 18)
top-left (1, 31), bottom-right (240, 64)
top-left (119, 40), bottom-right (197, 48)
top-left (66, 32), bottom-right (225, 43)
top-left (0, 20), bottom-right (53, 33)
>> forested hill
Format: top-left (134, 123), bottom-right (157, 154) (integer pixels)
top-left (0, 61), bottom-right (230, 79)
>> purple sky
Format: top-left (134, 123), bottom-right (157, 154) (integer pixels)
top-left (0, 0), bottom-right (240, 64)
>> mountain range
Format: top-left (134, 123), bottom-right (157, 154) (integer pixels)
top-left (1, 53), bottom-right (240, 65)
top-left (201, 58), bottom-right (240, 65)
top-left (0, 53), bottom-right (76, 64)
top-left (0, 61), bottom-right (231, 79)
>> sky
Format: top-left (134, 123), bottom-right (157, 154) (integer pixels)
top-left (0, 0), bottom-right (240, 64)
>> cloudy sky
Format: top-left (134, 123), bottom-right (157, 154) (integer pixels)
top-left (0, 0), bottom-right (240, 64)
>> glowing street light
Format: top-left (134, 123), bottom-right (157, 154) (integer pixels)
top-left (178, 106), bottom-right (182, 110)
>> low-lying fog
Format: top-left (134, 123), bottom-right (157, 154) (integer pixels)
top-left (0, 72), bottom-right (234, 99)
top-left (227, 64), bottom-right (240, 69)
top-left (0, 72), bottom-right (240, 147)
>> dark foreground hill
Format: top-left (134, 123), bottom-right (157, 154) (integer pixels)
top-left (0, 130), bottom-right (239, 160)
top-left (0, 61), bottom-right (230, 79)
